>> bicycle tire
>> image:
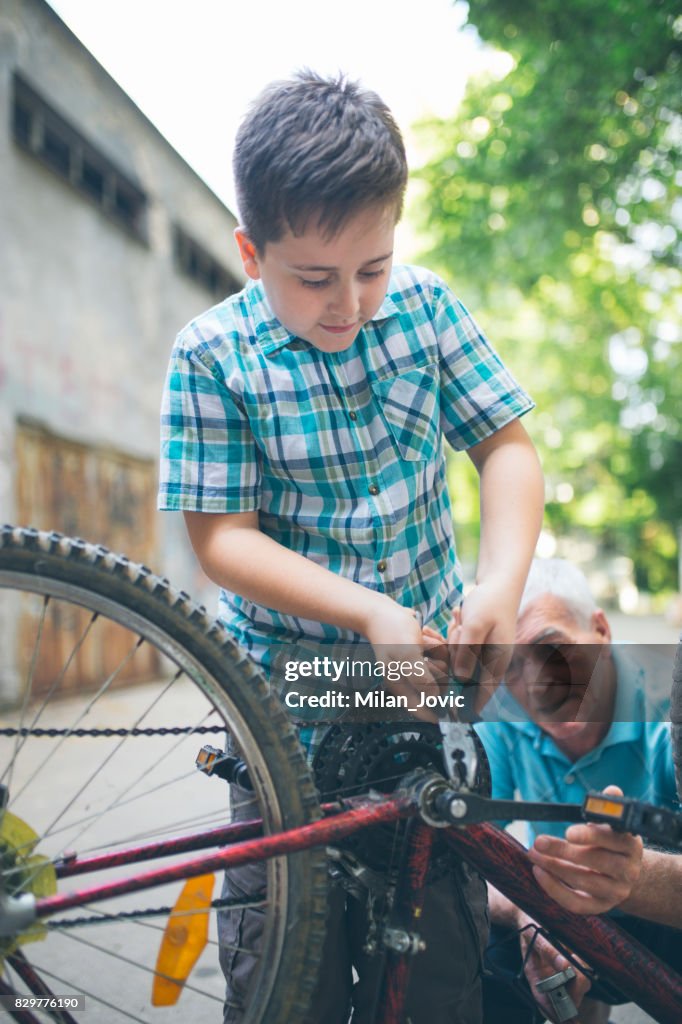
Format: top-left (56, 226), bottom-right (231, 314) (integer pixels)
top-left (0, 526), bottom-right (327, 1024)
top-left (672, 638), bottom-right (682, 802)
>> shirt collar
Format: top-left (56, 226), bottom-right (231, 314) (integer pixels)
top-left (596, 647), bottom-right (645, 747)
top-left (246, 282), bottom-right (294, 355)
top-left (246, 279), bottom-right (402, 357)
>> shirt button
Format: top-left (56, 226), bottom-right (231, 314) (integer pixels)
top-left (368, 484), bottom-right (379, 496)
top-left (377, 560), bottom-right (387, 572)
top-left (565, 774), bottom-right (575, 784)
top-left (348, 410), bottom-right (358, 421)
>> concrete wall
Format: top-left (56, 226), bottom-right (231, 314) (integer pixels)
top-left (0, 0), bottom-right (244, 611)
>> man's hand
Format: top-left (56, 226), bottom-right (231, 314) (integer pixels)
top-left (528, 786), bottom-right (644, 914)
top-left (516, 909), bottom-right (592, 1021)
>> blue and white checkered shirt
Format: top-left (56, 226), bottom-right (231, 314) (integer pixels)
top-left (159, 265), bottom-right (533, 747)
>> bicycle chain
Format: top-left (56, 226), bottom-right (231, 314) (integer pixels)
top-left (46, 893), bottom-right (264, 930)
top-left (0, 725), bottom-right (227, 738)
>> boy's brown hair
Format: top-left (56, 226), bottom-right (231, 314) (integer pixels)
top-left (233, 70), bottom-right (408, 252)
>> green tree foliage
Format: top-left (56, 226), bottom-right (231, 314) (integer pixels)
top-left (416, 0), bottom-right (682, 591)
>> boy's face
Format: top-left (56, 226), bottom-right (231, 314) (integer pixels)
top-left (235, 206), bottom-right (395, 353)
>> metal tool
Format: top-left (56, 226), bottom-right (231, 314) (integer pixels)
top-left (535, 966), bottom-right (578, 1022)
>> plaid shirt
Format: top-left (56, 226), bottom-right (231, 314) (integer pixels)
top-left (159, 265), bottom-right (533, 754)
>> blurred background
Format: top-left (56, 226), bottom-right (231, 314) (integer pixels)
top-left (412, 0), bottom-right (682, 628)
top-left (0, 0), bottom-right (680, 642)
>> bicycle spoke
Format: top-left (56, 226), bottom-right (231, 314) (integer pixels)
top-left (37, 639), bottom-right (146, 840)
top-left (78, 904), bottom-right (222, 949)
top-left (71, 806), bottom-right (234, 859)
top-left (23, 613), bottom-right (99, 738)
top-left (7, 612), bottom-right (100, 799)
top-left (5, 950), bottom-right (79, 1024)
top-left (12, 637), bottom-right (169, 811)
top-left (1, 596), bottom-right (48, 794)
top-left (59, 704), bottom-right (224, 849)
top-left (41, 763), bottom-right (213, 847)
top-left (9, 715), bottom-right (217, 856)
top-left (45, 671), bottom-right (184, 850)
top-left (9, 636), bottom-right (145, 817)
top-left (1, 528), bottom-right (328, 1024)
top-left (13, 962), bottom-right (149, 1023)
top-left (55, 929), bottom-right (224, 1002)
top-left (7, 688), bottom-right (226, 901)
top-left (0, 971), bottom-right (43, 1024)
top-left (47, 895), bottom-right (268, 930)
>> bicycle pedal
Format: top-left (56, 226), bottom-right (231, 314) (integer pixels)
top-left (535, 967), bottom-right (577, 1022)
top-left (195, 745), bottom-right (252, 788)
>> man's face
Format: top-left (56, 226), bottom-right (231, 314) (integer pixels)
top-left (234, 206), bottom-right (395, 353)
top-left (506, 596), bottom-right (614, 746)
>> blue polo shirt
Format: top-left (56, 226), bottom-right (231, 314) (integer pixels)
top-left (475, 648), bottom-right (677, 844)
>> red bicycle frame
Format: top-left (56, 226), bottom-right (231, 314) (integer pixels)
top-left (25, 781), bottom-right (682, 1024)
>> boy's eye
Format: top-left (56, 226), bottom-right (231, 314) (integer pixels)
top-left (300, 267), bottom-right (386, 288)
top-left (300, 278), bottom-right (331, 289)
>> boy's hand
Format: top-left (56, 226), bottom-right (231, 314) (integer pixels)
top-left (363, 600), bottom-right (445, 721)
top-left (421, 625), bottom-right (451, 686)
top-left (446, 583), bottom-right (517, 712)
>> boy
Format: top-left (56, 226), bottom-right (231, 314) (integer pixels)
top-left (159, 71), bottom-right (543, 1023)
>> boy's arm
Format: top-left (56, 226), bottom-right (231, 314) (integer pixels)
top-left (184, 510), bottom-right (440, 711)
top-left (449, 418), bottom-right (544, 681)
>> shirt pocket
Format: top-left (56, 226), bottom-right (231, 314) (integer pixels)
top-left (371, 365), bottom-right (440, 462)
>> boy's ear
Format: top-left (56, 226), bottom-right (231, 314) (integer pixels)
top-left (234, 228), bottom-right (261, 280)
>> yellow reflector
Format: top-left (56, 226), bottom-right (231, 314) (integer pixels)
top-left (152, 873), bottom-right (215, 1006)
top-left (585, 796), bottom-right (625, 819)
top-left (0, 812), bottom-right (57, 964)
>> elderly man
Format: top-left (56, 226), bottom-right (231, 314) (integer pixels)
top-left (468, 558), bottom-right (681, 1023)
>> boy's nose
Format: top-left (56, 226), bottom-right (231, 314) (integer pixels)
top-left (329, 282), bottom-right (359, 319)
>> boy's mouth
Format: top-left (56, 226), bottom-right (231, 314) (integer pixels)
top-left (320, 322), bottom-right (358, 334)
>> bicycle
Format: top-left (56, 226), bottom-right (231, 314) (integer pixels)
top-left (0, 525), bottom-right (681, 1024)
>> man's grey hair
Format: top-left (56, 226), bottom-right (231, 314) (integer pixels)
top-left (519, 558), bottom-right (597, 627)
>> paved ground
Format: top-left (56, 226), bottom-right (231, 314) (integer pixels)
top-left (611, 1001), bottom-right (652, 1023)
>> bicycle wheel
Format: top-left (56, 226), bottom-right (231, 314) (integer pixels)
top-left (673, 638), bottom-right (681, 801)
top-left (0, 526), bottom-right (327, 1024)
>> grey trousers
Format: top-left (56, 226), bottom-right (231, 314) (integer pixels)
top-left (218, 783), bottom-right (488, 1024)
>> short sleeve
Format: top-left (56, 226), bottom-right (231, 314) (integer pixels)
top-left (433, 284), bottom-right (534, 451)
top-left (650, 723), bottom-right (680, 810)
top-left (158, 340), bottom-right (261, 513)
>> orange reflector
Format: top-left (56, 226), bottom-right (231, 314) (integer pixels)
top-left (152, 873), bottom-right (215, 1006)
top-left (584, 796), bottom-right (625, 819)
top-left (196, 748), bottom-right (217, 770)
